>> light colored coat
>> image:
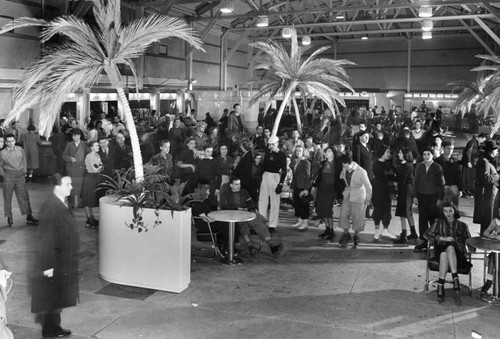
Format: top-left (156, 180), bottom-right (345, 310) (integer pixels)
top-left (340, 162), bottom-right (372, 203)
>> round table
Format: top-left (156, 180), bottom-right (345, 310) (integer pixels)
top-left (208, 210), bottom-right (255, 266)
top-left (466, 236), bottom-right (500, 302)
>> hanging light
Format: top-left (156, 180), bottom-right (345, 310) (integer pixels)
top-left (336, 12), bottom-right (345, 19)
top-left (302, 36), bottom-right (311, 45)
top-left (361, 35), bottom-right (368, 40)
top-left (422, 31), bottom-right (433, 39)
top-left (282, 27), bottom-right (293, 38)
top-left (220, 0), bottom-right (234, 14)
top-left (419, 6), bottom-right (432, 18)
top-left (421, 19), bottom-right (433, 31)
top-left (256, 16), bottom-right (269, 27)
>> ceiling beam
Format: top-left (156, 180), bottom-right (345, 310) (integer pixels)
top-left (194, 0), bottom-right (497, 22)
top-left (231, 13), bottom-right (494, 31)
top-left (459, 19), bottom-right (496, 55)
top-left (254, 25), bottom-right (484, 39)
top-left (474, 17), bottom-right (500, 45)
top-left (481, 0), bottom-right (500, 21)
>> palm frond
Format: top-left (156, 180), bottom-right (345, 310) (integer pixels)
top-left (116, 15), bottom-right (203, 61)
top-left (0, 17), bottom-right (46, 35)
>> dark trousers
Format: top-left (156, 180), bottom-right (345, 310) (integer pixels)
top-left (373, 198), bottom-right (391, 227)
top-left (417, 193), bottom-right (439, 240)
top-left (293, 188), bottom-right (310, 219)
top-left (42, 310), bottom-right (61, 337)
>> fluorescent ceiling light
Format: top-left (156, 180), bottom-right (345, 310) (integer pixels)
top-left (302, 36), bottom-right (311, 45)
top-left (422, 31), bottom-right (432, 39)
top-left (282, 27), bottom-right (293, 38)
top-left (256, 16), bottom-right (269, 27)
top-left (361, 36), bottom-right (368, 40)
top-left (220, 0), bottom-right (234, 14)
top-left (421, 19), bottom-right (433, 31)
top-left (419, 6), bottom-right (432, 18)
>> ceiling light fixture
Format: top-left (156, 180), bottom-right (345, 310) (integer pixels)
top-left (302, 36), bottom-right (311, 45)
top-left (421, 19), bottom-right (433, 31)
top-left (336, 12), bottom-right (345, 19)
top-left (422, 31), bottom-right (433, 39)
top-left (282, 27), bottom-right (293, 38)
top-left (220, 0), bottom-right (234, 14)
top-left (418, 6), bottom-right (432, 18)
top-left (361, 35), bottom-right (368, 40)
top-left (256, 16), bottom-right (269, 27)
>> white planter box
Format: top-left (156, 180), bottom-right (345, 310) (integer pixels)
top-left (98, 195), bottom-right (191, 293)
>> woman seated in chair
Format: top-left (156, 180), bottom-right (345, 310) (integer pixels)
top-left (191, 182), bottom-right (231, 255)
top-left (424, 200), bottom-right (472, 303)
top-left (480, 208), bottom-right (500, 299)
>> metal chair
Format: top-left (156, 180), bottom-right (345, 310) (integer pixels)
top-left (424, 239), bottom-right (473, 295)
top-left (191, 216), bottom-right (225, 261)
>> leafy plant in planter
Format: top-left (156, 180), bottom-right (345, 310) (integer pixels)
top-left (98, 164), bottom-right (197, 233)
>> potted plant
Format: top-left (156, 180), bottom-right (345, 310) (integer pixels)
top-left (98, 164), bottom-right (195, 293)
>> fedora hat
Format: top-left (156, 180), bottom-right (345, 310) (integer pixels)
top-left (483, 140), bottom-right (499, 153)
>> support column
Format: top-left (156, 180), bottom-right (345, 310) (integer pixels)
top-left (333, 40), bottom-right (338, 59)
top-left (219, 28), bottom-right (228, 91)
top-left (185, 20), bottom-right (194, 91)
top-left (136, 5), bottom-right (145, 90)
top-left (406, 38), bottom-right (412, 93)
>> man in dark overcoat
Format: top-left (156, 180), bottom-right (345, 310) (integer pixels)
top-left (31, 174), bottom-right (80, 338)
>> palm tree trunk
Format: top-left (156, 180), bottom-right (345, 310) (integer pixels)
top-left (292, 97), bottom-right (302, 133)
top-left (271, 87), bottom-right (293, 137)
top-left (115, 87), bottom-right (144, 181)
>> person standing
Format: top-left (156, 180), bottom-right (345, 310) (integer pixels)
top-left (461, 133), bottom-right (487, 197)
top-left (31, 174), bottom-right (79, 338)
top-left (98, 137), bottom-right (116, 177)
top-left (435, 141), bottom-right (462, 207)
top-left (62, 129), bottom-right (87, 208)
top-left (227, 103), bottom-right (248, 136)
top-left (20, 124), bottom-right (42, 182)
top-left (315, 147), bottom-right (337, 242)
top-left (413, 147), bottom-right (445, 252)
top-left (258, 136), bottom-right (287, 233)
top-left (149, 139), bottom-right (174, 180)
top-left (0, 134), bottom-right (39, 226)
top-left (290, 145), bottom-right (311, 232)
top-left (474, 140), bottom-right (500, 235)
top-left (82, 141), bottom-right (102, 229)
top-left (393, 148), bottom-right (416, 245)
top-left (337, 152), bottom-right (372, 249)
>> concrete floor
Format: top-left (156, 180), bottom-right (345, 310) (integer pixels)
top-left (1, 133), bottom-right (499, 339)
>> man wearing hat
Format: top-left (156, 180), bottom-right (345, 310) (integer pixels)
top-left (461, 133), bottom-right (487, 197)
top-left (473, 140), bottom-right (500, 234)
top-left (435, 140), bottom-right (462, 207)
top-left (62, 128), bottom-right (87, 208)
top-left (258, 136), bottom-right (287, 232)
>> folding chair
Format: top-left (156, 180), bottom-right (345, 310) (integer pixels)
top-left (424, 239), bottom-right (473, 295)
top-left (191, 216), bottom-right (224, 261)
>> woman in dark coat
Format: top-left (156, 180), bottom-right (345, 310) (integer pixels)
top-left (315, 147), bottom-right (336, 242)
top-left (424, 201), bottom-right (471, 303)
top-left (31, 174), bottom-right (79, 337)
top-left (62, 128), bottom-right (88, 208)
top-left (372, 146), bottom-right (396, 241)
top-left (290, 145), bottom-right (311, 232)
top-left (394, 147), bottom-right (416, 244)
top-left (474, 140), bottom-right (500, 234)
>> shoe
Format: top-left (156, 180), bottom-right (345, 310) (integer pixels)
top-left (7, 217), bottom-right (13, 227)
top-left (42, 327), bottom-right (72, 338)
top-left (86, 218), bottom-right (99, 230)
top-left (268, 227), bottom-right (276, 234)
top-left (26, 214), bottom-right (39, 225)
top-left (291, 219), bottom-right (302, 229)
top-left (338, 232), bottom-right (352, 248)
top-left (480, 280), bottom-right (492, 298)
top-left (271, 243), bottom-right (284, 258)
top-left (352, 234), bottom-right (359, 249)
top-left (382, 229), bottom-right (397, 239)
top-left (437, 284), bottom-right (445, 303)
top-left (248, 241), bottom-right (262, 257)
top-left (407, 231), bottom-right (418, 240)
top-left (393, 231), bottom-right (408, 246)
top-left (298, 220), bottom-right (309, 232)
top-left (324, 231), bottom-right (335, 243)
top-left (318, 227), bottom-right (332, 239)
top-left (453, 277), bottom-right (460, 292)
top-left (374, 228), bottom-right (380, 241)
top-left (413, 241), bottom-right (427, 252)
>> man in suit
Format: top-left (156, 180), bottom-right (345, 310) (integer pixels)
top-left (337, 152), bottom-right (372, 249)
top-left (227, 103), bottom-right (248, 136)
top-left (98, 137), bottom-right (117, 176)
top-left (112, 132), bottom-right (132, 170)
top-left (31, 174), bottom-right (79, 338)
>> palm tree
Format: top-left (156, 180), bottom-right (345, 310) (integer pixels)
top-left (447, 75), bottom-right (486, 117)
top-left (249, 29), bottom-right (354, 137)
top-left (0, 0), bottom-right (203, 181)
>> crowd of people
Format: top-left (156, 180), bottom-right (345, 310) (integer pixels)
top-left (3, 102), bottom-right (500, 305)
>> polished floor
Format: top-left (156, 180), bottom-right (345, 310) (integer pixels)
top-left (2, 139), bottom-right (500, 338)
